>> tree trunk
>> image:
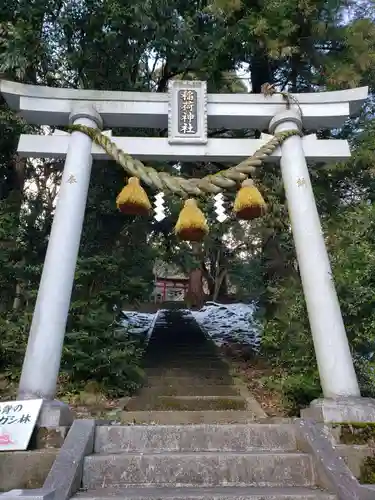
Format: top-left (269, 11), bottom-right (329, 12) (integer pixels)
top-left (12, 156), bottom-right (26, 309)
top-left (12, 282), bottom-right (22, 310)
top-left (212, 269), bottom-right (228, 302)
top-left (186, 242), bottom-right (205, 308)
top-left (250, 50), bottom-right (272, 94)
top-left (250, 50), bottom-right (273, 138)
top-left (218, 271), bottom-right (229, 300)
top-left (0, 155), bottom-right (27, 310)
top-left (186, 268), bottom-right (204, 309)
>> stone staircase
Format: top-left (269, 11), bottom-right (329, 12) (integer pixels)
top-left (75, 423), bottom-right (335, 499)
top-left (73, 310), bottom-right (337, 499)
top-left (120, 309), bottom-right (260, 424)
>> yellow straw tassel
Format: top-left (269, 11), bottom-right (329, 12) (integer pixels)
top-left (175, 199), bottom-right (209, 242)
top-left (116, 177), bottom-right (152, 216)
top-left (233, 178), bottom-right (267, 220)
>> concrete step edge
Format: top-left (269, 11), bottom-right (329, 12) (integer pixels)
top-left (145, 361), bottom-right (226, 364)
top-left (82, 450), bottom-right (315, 488)
top-left (117, 410), bottom-right (258, 415)
top-left (87, 451), bottom-right (311, 458)
top-left (154, 396), bottom-right (245, 401)
top-left (143, 365), bottom-right (228, 369)
top-left (144, 375), bottom-right (234, 381)
top-left (124, 395), bottom-right (247, 412)
top-left (96, 423), bottom-right (294, 430)
top-left (143, 354), bottom-right (223, 358)
top-left (145, 369), bottom-right (232, 374)
top-left (115, 410), bottom-right (260, 424)
top-left (94, 423), bottom-right (297, 452)
top-left (74, 486), bottom-right (336, 499)
top-left (145, 377), bottom-right (233, 383)
top-left (138, 385), bottom-right (240, 394)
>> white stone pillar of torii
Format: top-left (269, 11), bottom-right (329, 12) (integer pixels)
top-left (1, 78), bottom-right (374, 424)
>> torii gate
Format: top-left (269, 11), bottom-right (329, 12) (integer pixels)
top-left (1, 79), bottom-right (374, 425)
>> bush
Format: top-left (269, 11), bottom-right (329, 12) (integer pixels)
top-left (62, 306), bottom-right (145, 397)
top-left (0, 306), bottom-right (145, 398)
top-left (261, 204), bottom-right (375, 414)
top-left (0, 311), bottom-right (31, 382)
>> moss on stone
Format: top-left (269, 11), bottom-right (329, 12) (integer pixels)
top-left (154, 397), bottom-right (246, 411)
top-left (360, 455), bottom-right (375, 484)
top-left (331, 422), bottom-right (375, 445)
top-left (29, 426), bottom-right (68, 449)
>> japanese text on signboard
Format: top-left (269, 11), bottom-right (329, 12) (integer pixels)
top-left (0, 399), bottom-right (43, 451)
top-left (0, 403), bottom-right (32, 425)
top-left (178, 89), bottom-right (198, 135)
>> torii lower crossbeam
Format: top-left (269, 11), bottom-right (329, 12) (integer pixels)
top-left (18, 133), bottom-right (351, 163)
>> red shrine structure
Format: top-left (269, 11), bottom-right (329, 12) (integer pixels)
top-left (152, 261), bottom-right (189, 303)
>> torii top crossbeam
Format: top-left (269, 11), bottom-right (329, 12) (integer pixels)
top-left (0, 79), bottom-right (367, 130)
top-left (0, 79), bottom-right (368, 164)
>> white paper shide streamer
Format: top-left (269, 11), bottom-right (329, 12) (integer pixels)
top-left (154, 192), bottom-right (166, 222)
top-left (214, 193), bottom-right (228, 222)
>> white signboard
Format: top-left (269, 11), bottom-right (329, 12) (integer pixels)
top-left (0, 399), bottom-right (43, 451)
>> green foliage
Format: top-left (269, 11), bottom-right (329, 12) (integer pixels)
top-left (230, 255), bottom-right (265, 302)
top-left (0, 306), bottom-right (146, 397)
top-left (261, 200), bottom-right (375, 414)
top-left (259, 93), bottom-right (375, 413)
top-left (63, 306), bottom-right (145, 397)
top-left (0, 311), bottom-right (31, 381)
top-left (333, 422), bottom-right (375, 445)
top-left (360, 456), bottom-right (375, 484)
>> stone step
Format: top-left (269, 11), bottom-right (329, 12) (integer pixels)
top-left (82, 451), bottom-right (315, 489)
top-left (145, 344), bottom-right (216, 351)
top-left (117, 411), bottom-right (260, 425)
top-left (145, 346), bottom-right (218, 352)
top-left (94, 424), bottom-right (297, 454)
top-left (145, 368), bottom-right (232, 378)
top-left (144, 359), bottom-right (222, 366)
top-left (143, 367), bottom-right (229, 374)
top-left (143, 361), bottom-right (227, 369)
top-left (144, 377), bottom-right (234, 386)
top-left (145, 376), bottom-right (233, 387)
top-left (75, 486), bottom-right (336, 500)
top-left (138, 385), bottom-right (240, 397)
top-left (125, 396), bottom-right (247, 412)
top-left (145, 345), bottom-right (219, 351)
top-left (144, 352), bottom-right (220, 360)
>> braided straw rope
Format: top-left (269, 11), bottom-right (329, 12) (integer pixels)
top-left (67, 125), bottom-right (300, 197)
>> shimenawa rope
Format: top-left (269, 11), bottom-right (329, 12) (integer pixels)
top-left (66, 125), bottom-right (300, 198)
